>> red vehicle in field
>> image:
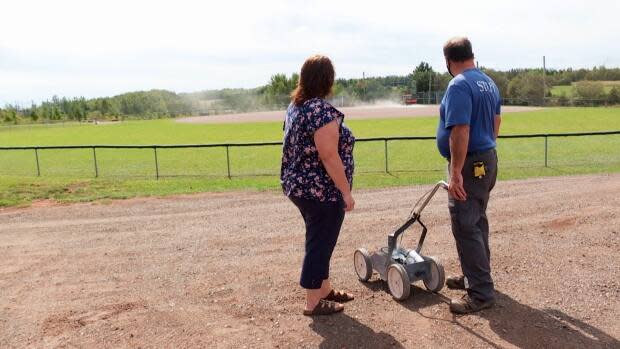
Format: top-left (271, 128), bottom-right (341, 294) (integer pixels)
top-left (402, 94), bottom-right (417, 105)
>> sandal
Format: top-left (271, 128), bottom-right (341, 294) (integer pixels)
top-left (303, 299), bottom-right (344, 316)
top-left (323, 289), bottom-right (354, 303)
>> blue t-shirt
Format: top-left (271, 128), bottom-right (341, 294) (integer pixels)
top-left (437, 68), bottom-right (501, 159)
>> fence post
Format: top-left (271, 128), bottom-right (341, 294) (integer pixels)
top-left (384, 139), bottom-right (389, 173)
top-left (544, 136), bottom-right (548, 167)
top-left (92, 147), bottom-right (99, 178)
top-left (154, 146), bottom-right (160, 179)
top-left (225, 145), bottom-right (231, 179)
top-left (34, 148), bottom-right (41, 176)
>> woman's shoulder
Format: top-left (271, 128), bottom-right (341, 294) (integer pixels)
top-left (303, 97), bottom-right (331, 107)
top-left (286, 102), bottom-right (297, 114)
top-left (303, 98), bottom-right (343, 117)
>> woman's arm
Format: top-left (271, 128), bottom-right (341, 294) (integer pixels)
top-left (314, 120), bottom-right (355, 211)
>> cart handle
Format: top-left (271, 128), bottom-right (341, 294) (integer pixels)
top-left (411, 180), bottom-right (448, 217)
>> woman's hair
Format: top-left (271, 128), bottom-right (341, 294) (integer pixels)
top-left (291, 55), bottom-right (335, 106)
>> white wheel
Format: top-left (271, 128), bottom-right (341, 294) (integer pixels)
top-left (423, 256), bottom-right (445, 293)
top-left (387, 263), bottom-right (411, 301)
top-left (353, 248), bottom-right (373, 282)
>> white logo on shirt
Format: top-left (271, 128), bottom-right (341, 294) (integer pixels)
top-left (476, 80), bottom-right (498, 94)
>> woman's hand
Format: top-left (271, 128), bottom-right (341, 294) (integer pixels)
top-left (343, 192), bottom-right (355, 212)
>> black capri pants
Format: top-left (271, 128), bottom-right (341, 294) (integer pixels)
top-left (289, 196), bottom-right (345, 289)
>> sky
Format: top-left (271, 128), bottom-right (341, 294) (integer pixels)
top-left (1, 0), bottom-right (619, 105)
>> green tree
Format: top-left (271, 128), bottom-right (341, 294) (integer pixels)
top-left (573, 81), bottom-right (605, 101)
top-left (607, 87), bottom-right (620, 105)
top-left (412, 62), bottom-right (434, 93)
top-left (100, 98), bottom-right (111, 116)
top-left (263, 73), bottom-right (298, 107)
top-left (507, 73), bottom-right (545, 105)
top-left (3, 108), bottom-right (17, 123)
top-left (29, 105), bottom-right (39, 121)
top-left (352, 79), bottom-right (368, 101)
top-left (52, 106), bottom-right (62, 120)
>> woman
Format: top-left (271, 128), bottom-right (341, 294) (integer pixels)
top-left (281, 55), bottom-right (356, 316)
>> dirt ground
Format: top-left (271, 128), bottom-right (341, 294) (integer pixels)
top-left (1, 174), bottom-right (619, 348)
top-left (176, 105), bottom-right (539, 124)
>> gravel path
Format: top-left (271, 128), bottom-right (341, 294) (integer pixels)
top-left (1, 174), bottom-right (618, 348)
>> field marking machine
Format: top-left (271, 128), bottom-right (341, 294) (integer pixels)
top-left (353, 180), bottom-right (449, 300)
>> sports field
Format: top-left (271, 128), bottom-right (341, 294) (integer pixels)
top-left (1, 107), bottom-right (619, 207)
top-left (551, 81), bottom-right (620, 97)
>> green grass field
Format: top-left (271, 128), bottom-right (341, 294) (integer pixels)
top-left (550, 81), bottom-right (620, 97)
top-left (1, 107), bottom-right (619, 207)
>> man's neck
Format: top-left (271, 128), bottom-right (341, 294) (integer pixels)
top-left (452, 60), bottom-right (476, 76)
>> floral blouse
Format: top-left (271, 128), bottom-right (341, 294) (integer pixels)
top-left (280, 98), bottom-right (355, 202)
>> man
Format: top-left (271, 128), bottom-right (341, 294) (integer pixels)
top-left (436, 37), bottom-right (501, 314)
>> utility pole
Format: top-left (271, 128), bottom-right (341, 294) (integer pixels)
top-left (542, 56), bottom-right (547, 106)
top-left (428, 73), bottom-right (432, 104)
top-left (363, 71), bottom-right (366, 101)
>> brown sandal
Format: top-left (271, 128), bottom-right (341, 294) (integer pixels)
top-left (303, 300), bottom-right (344, 316)
top-left (323, 289), bottom-right (354, 303)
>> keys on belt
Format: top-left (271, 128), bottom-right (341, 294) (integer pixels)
top-left (473, 161), bottom-right (486, 179)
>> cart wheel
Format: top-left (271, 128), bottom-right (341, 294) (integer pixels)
top-left (387, 263), bottom-right (411, 301)
top-left (353, 248), bottom-right (373, 282)
top-left (423, 256), bottom-right (445, 293)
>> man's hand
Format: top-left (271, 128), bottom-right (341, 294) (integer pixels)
top-left (449, 171), bottom-right (467, 201)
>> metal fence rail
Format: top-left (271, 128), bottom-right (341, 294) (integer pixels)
top-left (1, 131), bottom-right (619, 179)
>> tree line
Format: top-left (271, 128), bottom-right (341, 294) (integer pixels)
top-left (2, 64), bottom-right (619, 124)
top-left (1, 90), bottom-right (194, 124)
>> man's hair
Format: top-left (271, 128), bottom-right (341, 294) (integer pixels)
top-left (291, 55), bottom-right (334, 106)
top-left (443, 37), bottom-right (474, 62)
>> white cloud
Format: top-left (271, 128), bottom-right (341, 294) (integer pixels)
top-left (1, 0), bottom-right (619, 103)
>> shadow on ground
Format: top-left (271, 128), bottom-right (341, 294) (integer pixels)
top-left (360, 278), bottom-right (448, 310)
top-left (359, 280), bottom-right (618, 349)
top-left (309, 312), bottom-right (405, 349)
top-left (459, 291), bottom-right (620, 349)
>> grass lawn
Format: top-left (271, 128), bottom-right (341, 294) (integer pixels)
top-left (1, 107), bottom-right (619, 207)
top-left (550, 81), bottom-right (620, 97)
top-left (1, 107), bottom-right (619, 145)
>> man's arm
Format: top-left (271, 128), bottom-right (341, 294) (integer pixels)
top-left (494, 115), bottom-right (501, 139)
top-left (449, 125), bottom-right (469, 201)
